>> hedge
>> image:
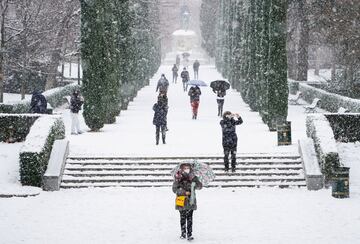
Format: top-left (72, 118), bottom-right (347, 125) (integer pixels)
top-left (297, 82), bottom-right (360, 113)
top-left (325, 113), bottom-right (360, 143)
top-left (0, 114), bottom-right (40, 142)
top-left (0, 83), bottom-right (80, 114)
top-left (306, 114), bottom-right (340, 183)
top-left (19, 116), bottom-right (65, 187)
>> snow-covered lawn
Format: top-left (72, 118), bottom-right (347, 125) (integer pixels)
top-left (0, 187), bottom-right (359, 244)
top-left (0, 143), bottom-right (40, 196)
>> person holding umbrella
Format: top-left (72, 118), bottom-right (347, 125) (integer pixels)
top-left (172, 162), bottom-right (203, 241)
top-left (188, 85), bottom-right (201, 120)
top-left (210, 80), bottom-right (230, 117)
top-left (215, 89), bottom-right (226, 117)
top-left (181, 68), bottom-right (190, 92)
top-left (220, 111), bottom-right (243, 172)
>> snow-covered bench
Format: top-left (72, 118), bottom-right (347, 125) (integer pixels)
top-left (337, 107), bottom-right (350, 113)
top-left (304, 98), bottom-right (321, 113)
top-left (289, 91), bottom-right (302, 105)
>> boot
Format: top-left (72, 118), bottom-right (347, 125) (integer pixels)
top-left (180, 233), bottom-right (186, 239)
top-left (162, 136), bottom-right (166, 144)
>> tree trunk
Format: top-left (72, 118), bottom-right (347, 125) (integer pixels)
top-left (45, 6), bottom-right (75, 90)
top-left (0, 1), bottom-right (9, 103)
top-left (314, 47), bottom-right (320, 76)
top-left (296, 0), bottom-right (309, 81)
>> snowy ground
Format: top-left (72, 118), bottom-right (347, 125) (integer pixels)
top-left (60, 65), bottom-right (316, 157)
top-left (1, 65), bottom-right (360, 243)
top-left (0, 187), bottom-right (359, 244)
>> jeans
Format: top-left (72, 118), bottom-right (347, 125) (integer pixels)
top-left (156, 125), bottom-right (166, 144)
top-left (217, 99), bottom-right (224, 116)
top-left (180, 210), bottom-right (193, 237)
top-left (194, 70), bottom-right (199, 79)
top-left (173, 74), bottom-right (178, 83)
top-left (183, 81), bottom-right (188, 91)
top-left (224, 149), bottom-right (236, 170)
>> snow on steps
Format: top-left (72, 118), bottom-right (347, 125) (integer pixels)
top-left (60, 154), bottom-right (306, 189)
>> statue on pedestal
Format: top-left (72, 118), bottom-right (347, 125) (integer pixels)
top-left (180, 4), bottom-right (190, 31)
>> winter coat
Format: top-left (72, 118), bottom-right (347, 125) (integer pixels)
top-left (172, 172), bottom-right (202, 211)
top-left (153, 102), bottom-right (168, 126)
top-left (70, 94), bottom-right (84, 113)
top-left (180, 70), bottom-right (189, 82)
top-left (220, 116), bottom-right (243, 151)
top-left (30, 91), bottom-right (47, 114)
top-left (156, 77), bottom-right (169, 93)
top-left (172, 66), bottom-right (178, 75)
top-left (216, 90), bottom-right (226, 99)
top-left (188, 86), bottom-right (201, 102)
top-left (193, 61), bottom-right (200, 71)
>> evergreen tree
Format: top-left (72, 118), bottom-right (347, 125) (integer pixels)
top-left (80, 0), bottom-right (108, 131)
top-left (267, 0), bottom-right (289, 129)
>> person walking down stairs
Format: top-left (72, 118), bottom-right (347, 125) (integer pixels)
top-left (173, 163), bottom-right (203, 241)
top-left (193, 60), bottom-right (200, 79)
top-left (188, 85), bottom-right (201, 120)
top-left (153, 95), bottom-right (168, 145)
top-left (181, 68), bottom-right (190, 92)
top-left (156, 74), bottom-right (169, 95)
top-left (172, 64), bottom-right (179, 83)
top-left (220, 111), bottom-right (243, 172)
top-left (215, 89), bottom-right (226, 117)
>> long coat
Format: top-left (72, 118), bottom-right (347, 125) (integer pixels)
top-left (156, 78), bottom-right (169, 93)
top-left (153, 102), bottom-right (168, 126)
top-left (220, 116), bottom-right (243, 151)
top-left (180, 70), bottom-right (189, 82)
top-left (30, 91), bottom-right (47, 114)
top-left (172, 173), bottom-right (202, 211)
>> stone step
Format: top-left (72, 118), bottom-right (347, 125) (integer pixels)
top-left (60, 181), bottom-right (307, 189)
top-left (62, 175), bottom-right (305, 183)
top-left (64, 164), bottom-right (304, 171)
top-left (66, 160), bottom-right (302, 166)
top-left (63, 170), bottom-right (303, 177)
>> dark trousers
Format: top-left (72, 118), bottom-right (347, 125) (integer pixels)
top-left (224, 149), bottom-right (236, 170)
top-left (180, 210), bottom-right (193, 236)
top-left (183, 81), bottom-right (188, 91)
top-left (217, 99), bottom-right (224, 116)
top-left (173, 74), bottom-right (178, 83)
top-left (156, 125), bottom-right (166, 144)
top-left (194, 70), bottom-right (199, 79)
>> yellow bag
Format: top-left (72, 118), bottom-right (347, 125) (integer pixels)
top-left (176, 196), bottom-right (186, 207)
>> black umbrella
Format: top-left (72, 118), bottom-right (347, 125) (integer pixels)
top-left (182, 52), bottom-right (190, 58)
top-left (210, 80), bottom-right (230, 91)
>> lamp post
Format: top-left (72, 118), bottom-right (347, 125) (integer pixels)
top-left (75, 39), bottom-right (81, 86)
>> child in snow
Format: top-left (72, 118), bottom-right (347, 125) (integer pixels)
top-left (220, 111), bottom-right (243, 172)
top-left (172, 163), bottom-right (202, 241)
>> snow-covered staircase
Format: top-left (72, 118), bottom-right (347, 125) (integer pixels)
top-left (60, 154), bottom-right (306, 189)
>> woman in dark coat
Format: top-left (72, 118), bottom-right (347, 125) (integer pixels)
top-left (153, 95), bottom-right (168, 145)
top-left (220, 111), bottom-right (243, 172)
top-left (188, 85), bottom-right (201, 120)
top-left (172, 163), bottom-right (202, 241)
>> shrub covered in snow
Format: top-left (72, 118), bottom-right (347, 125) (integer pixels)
top-left (325, 114), bottom-right (360, 142)
top-left (0, 83), bottom-right (80, 113)
top-left (298, 83), bottom-right (360, 113)
top-left (306, 114), bottom-right (340, 183)
top-left (0, 114), bottom-right (40, 142)
top-left (19, 116), bottom-right (65, 187)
